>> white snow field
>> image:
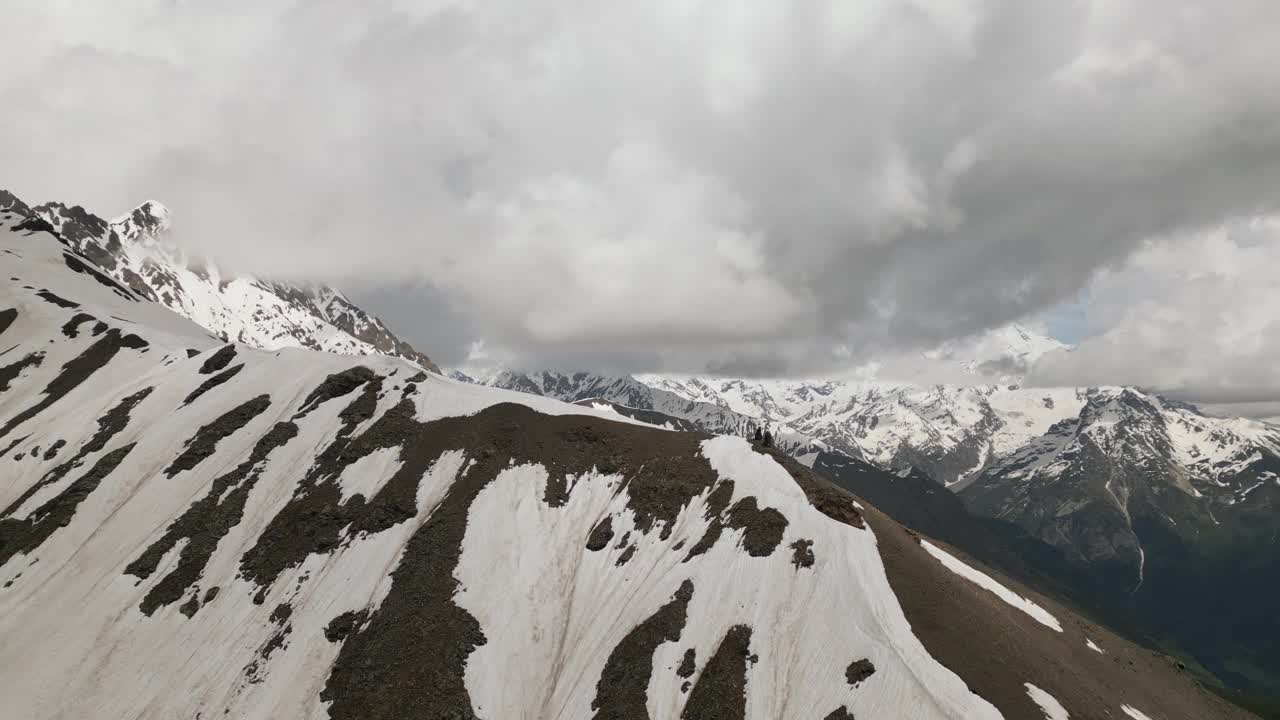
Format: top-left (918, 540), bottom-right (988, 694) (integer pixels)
top-left (453, 437), bottom-right (1002, 720)
top-left (1024, 683), bottom-right (1070, 720)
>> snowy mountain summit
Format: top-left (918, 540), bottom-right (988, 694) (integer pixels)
top-left (0, 190), bottom-right (438, 372)
top-left (0, 200), bottom-right (1251, 718)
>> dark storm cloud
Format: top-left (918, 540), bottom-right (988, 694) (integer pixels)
top-left (345, 281), bottom-right (475, 368)
top-left (4, 0), bottom-right (1280, 380)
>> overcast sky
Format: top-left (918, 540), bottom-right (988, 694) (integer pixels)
top-left (3, 0), bottom-right (1280, 404)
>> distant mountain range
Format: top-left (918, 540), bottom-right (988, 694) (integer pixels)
top-left (465, 357), bottom-right (1280, 708)
top-left (2, 190), bottom-right (1252, 718)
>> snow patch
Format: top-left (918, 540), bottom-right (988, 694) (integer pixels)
top-left (334, 447), bottom-right (404, 502)
top-left (1238, 480), bottom-right (1266, 500)
top-left (921, 540), bottom-right (1063, 632)
top-left (1025, 683), bottom-right (1070, 720)
top-left (794, 450), bottom-right (818, 468)
top-left (1085, 638), bottom-right (1104, 654)
top-left (1132, 546), bottom-right (1145, 594)
top-left (1122, 704), bottom-right (1156, 720)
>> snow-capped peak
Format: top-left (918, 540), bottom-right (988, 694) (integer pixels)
top-left (111, 200), bottom-right (171, 239)
top-left (12, 189), bottom-right (439, 372)
top-left (924, 322), bottom-right (1069, 379)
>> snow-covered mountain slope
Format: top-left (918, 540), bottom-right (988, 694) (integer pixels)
top-left (0, 189), bottom-right (437, 372)
top-left (1, 205), bottom-right (1251, 719)
top-left (476, 367), bottom-right (1280, 705)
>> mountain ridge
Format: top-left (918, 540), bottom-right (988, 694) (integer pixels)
top-left (471, 365), bottom-right (1280, 706)
top-left (0, 189), bottom-right (1252, 720)
top-left (0, 189), bottom-right (438, 372)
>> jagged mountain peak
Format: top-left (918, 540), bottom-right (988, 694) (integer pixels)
top-left (926, 322), bottom-right (1069, 379)
top-left (5, 189), bottom-right (438, 373)
top-left (112, 199), bottom-right (172, 241)
top-left (1068, 386), bottom-right (1280, 492)
top-left (31, 200), bottom-right (112, 244)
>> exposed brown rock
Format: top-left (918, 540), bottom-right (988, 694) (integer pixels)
top-left (60, 312), bottom-right (95, 338)
top-left (0, 444), bottom-right (135, 566)
top-left (164, 395), bottom-right (271, 478)
top-left (592, 580), bottom-right (695, 720)
top-left (677, 648), bottom-right (697, 678)
top-left (181, 363), bottom-right (244, 406)
top-left (198, 344), bottom-right (237, 374)
top-left (4, 387), bottom-right (153, 520)
top-left (586, 516), bottom-right (615, 551)
top-left (294, 366), bottom-right (378, 420)
top-left (35, 289), bottom-right (79, 309)
top-left (723, 496), bottom-right (787, 557)
top-left (325, 610), bottom-right (368, 643)
top-left (0, 328), bottom-right (148, 442)
top-left (0, 351), bottom-right (43, 394)
top-left (791, 539), bottom-right (815, 569)
top-left (845, 658), bottom-right (875, 686)
top-left (0, 307), bottom-right (16, 336)
top-left (681, 624), bottom-right (752, 720)
top-left (127, 420), bottom-right (298, 615)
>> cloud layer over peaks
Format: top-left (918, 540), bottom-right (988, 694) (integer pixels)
top-left (4, 0), bottom-right (1280, 375)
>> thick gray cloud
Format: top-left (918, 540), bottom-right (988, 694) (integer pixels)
top-left (4, 0), bottom-right (1280, 377)
top-left (1028, 217), bottom-right (1280, 411)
